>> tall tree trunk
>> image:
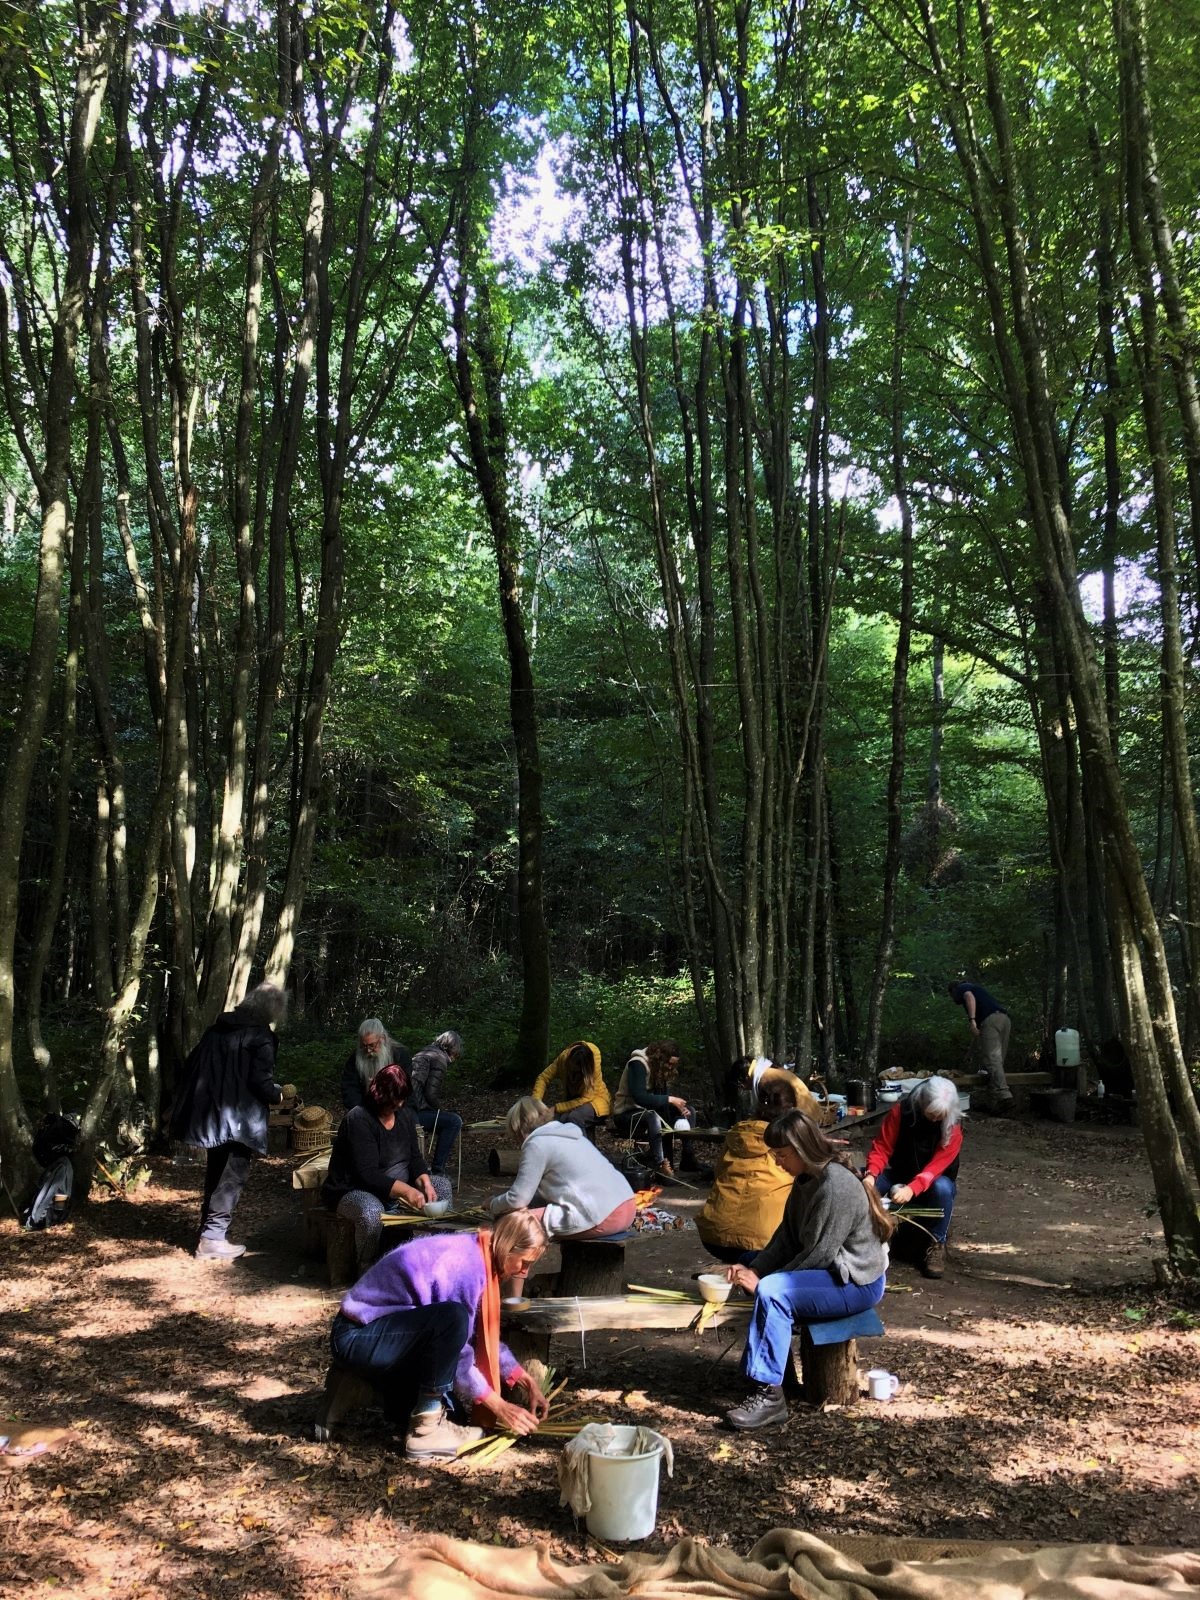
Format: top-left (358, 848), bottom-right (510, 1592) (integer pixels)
top-left (447, 270), bottom-right (552, 1073)
top-left (910, 0), bottom-right (1200, 1261)
top-left (1119, 5), bottom-right (1200, 1055)
top-left (862, 201), bottom-right (916, 1078)
top-left (0, 10), bottom-right (113, 1192)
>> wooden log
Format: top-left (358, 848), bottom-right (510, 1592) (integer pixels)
top-left (556, 1238), bottom-right (627, 1298)
top-left (798, 1326), bottom-right (860, 1407)
top-left (313, 1362), bottom-right (379, 1442)
top-left (302, 1204), bottom-right (332, 1262)
top-left (267, 1119), bottom-right (292, 1155)
top-left (505, 1325), bottom-right (552, 1371)
top-left (327, 1217), bottom-right (358, 1287)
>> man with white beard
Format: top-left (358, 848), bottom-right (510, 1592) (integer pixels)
top-left (341, 1018), bottom-right (413, 1111)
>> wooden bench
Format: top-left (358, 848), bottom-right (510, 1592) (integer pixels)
top-left (502, 1294), bottom-right (883, 1407)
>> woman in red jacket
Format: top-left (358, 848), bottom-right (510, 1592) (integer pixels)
top-left (863, 1075), bottom-right (962, 1280)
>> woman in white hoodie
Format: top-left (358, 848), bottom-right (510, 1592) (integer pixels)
top-left (489, 1097), bottom-right (637, 1241)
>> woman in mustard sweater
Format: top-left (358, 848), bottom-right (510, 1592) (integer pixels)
top-left (531, 1041), bottom-right (611, 1133)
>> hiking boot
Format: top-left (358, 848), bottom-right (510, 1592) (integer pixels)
top-left (195, 1237), bottom-right (247, 1261)
top-left (654, 1161), bottom-right (675, 1180)
top-left (726, 1384), bottom-right (788, 1430)
top-left (922, 1242), bottom-right (946, 1279)
top-left (404, 1404), bottom-right (484, 1460)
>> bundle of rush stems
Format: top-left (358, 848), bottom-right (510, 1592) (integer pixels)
top-left (626, 1280), bottom-right (752, 1333)
top-left (456, 1371), bottom-right (608, 1467)
top-left (888, 1205), bottom-right (944, 1245)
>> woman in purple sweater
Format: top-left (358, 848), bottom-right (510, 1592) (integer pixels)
top-left (318, 1209), bottom-right (550, 1459)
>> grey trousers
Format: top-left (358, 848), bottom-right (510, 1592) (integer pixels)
top-left (336, 1175), bottom-right (453, 1269)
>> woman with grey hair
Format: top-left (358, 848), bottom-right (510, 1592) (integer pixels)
top-left (409, 1030), bottom-right (465, 1176)
top-left (341, 1017), bottom-right (413, 1111)
top-left (488, 1096), bottom-right (636, 1244)
top-left (863, 1074), bottom-right (963, 1280)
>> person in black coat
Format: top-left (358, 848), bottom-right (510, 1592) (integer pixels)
top-left (170, 983), bottom-right (286, 1260)
top-left (322, 1063), bottom-right (452, 1271)
top-left (341, 1017), bottom-right (413, 1111)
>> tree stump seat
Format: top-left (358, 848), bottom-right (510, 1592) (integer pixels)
top-left (554, 1229), bottom-right (636, 1298)
top-left (298, 1201), bottom-right (358, 1287)
top-left (784, 1305), bottom-right (885, 1407)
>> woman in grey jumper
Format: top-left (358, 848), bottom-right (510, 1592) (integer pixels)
top-left (724, 1109), bottom-right (896, 1430)
top-left (489, 1097), bottom-right (636, 1240)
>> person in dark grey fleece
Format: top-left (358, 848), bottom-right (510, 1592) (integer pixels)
top-left (723, 1109), bottom-right (896, 1431)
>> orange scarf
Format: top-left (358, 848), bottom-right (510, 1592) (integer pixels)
top-left (472, 1231), bottom-right (502, 1426)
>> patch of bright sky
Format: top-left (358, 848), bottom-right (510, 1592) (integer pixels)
top-left (490, 132), bottom-right (580, 275)
top-left (1078, 557), bottom-right (1158, 630)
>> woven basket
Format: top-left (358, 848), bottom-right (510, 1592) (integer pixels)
top-left (291, 1105), bottom-right (331, 1151)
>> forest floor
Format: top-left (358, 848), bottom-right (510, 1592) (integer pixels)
top-left (2, 1103), bottom-right (1199, 1599)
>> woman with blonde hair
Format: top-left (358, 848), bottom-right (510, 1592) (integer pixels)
top-left (724, 1110), bottom-right (895, 1431)
top-left (320, 1209), bottom-right (550, 1460)
top-left (490, 1097), bottom-right (636, 1240)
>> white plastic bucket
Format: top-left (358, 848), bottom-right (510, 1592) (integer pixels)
top-left (584, 1426), bottom-right (667, 1541)
top-left (1055, 1028), bottom-right (1081, 1067)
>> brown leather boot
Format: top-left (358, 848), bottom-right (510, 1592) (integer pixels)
top-left (922, 1242), bottom-right (946, 1279)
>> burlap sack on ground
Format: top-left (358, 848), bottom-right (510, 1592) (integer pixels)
top-left (354, 1528), bottom-right (1200, 1600)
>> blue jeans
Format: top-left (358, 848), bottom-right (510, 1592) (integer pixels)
top-left (873, 1169), bottom-right (955, 1244)
top-left (742, 1270), bottom-right (886, 1386)
top-left (331, 1302), bottom-right (468, 1419)
top-left (414, 1107), bottom-right (463, 1174)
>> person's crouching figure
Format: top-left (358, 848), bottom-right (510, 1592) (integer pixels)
top-left (724, 1110), bottom-right (896, 1431)
top-left (319, 1209), bottom-right (550, 1459)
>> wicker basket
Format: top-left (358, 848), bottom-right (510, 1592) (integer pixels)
top-left (291, 1105), bottom-right (332, 1151)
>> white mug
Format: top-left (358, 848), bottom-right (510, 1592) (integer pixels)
top-left (866, 1368), bottom-right (900, 1401)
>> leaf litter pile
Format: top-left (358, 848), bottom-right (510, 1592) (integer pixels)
top-left (1, 1113), bottom-right (1198, 1599)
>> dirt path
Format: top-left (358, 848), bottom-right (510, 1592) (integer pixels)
top-left (1, 1114), bottom-right (1197, 1599)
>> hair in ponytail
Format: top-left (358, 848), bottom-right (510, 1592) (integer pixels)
top-left (764, 1110), bottom-right (896, 1242)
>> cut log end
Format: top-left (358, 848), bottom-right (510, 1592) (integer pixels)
top-left (798, 1328), bottom-right (860, 1407)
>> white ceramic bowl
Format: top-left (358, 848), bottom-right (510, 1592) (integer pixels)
top-left (673, 1117), bottom-right (691, 1131)
top-left (423, 1199), bottom-right (451, 1218)
top-left (697, 1273), bottom-right (733, 1304)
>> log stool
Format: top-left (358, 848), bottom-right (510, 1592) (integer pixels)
top-left (555, 1230), bottom-right (634, 1297)
top-left (783, 1305), bottom-right (885, 1407)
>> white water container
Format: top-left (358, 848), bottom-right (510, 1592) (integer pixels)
top-left (584, 1426), bottom-right (668, 1541)
top-left (1055, 1028), bottom-right (1081, 1068)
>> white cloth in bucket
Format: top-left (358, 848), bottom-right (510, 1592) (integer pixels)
top-left (558, 1423), bottom-right (674, 1517)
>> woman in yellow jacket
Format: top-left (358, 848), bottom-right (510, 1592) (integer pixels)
top-left (531, 1041), bottom-right (611, 1134)
top-left (696, 1060), bottom-right (821, 1264)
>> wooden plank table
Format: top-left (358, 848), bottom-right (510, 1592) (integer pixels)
top-left (503, 1293), bottom-right (881, 1406)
